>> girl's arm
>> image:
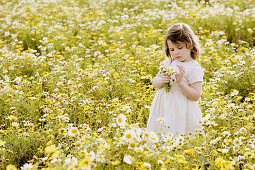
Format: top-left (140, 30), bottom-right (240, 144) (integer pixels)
top-left (178, 81), bottom-right (202, 101)
top-left (152, 73), bottom-right (171, 89)
top-left (176, 65), bottom-right (202, 101)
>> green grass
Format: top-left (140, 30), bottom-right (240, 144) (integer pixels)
top-left (0, 0), bottom-right (254, 169)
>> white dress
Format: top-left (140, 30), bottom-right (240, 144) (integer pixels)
top-left (147, 58), bottom-right (204, 136)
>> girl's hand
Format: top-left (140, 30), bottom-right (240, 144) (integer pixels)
top-left (175, 65), bottom-right (185, 84)
top-left (157, 73), bottom-right (171, 83)
top-left (152, 73), bottom-right (171, 89)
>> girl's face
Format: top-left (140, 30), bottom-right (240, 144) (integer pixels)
top-left (167, 40), bottom-right (192, 62)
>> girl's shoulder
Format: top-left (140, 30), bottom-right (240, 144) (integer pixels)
top-left (183, 60), bottom-right (203, 70)
top-left (190, 60), bottom-right (203, 69)
top-left (187, 61), bottom-right (204, 77)
top-left (186, 61), bottom-right (204, 84)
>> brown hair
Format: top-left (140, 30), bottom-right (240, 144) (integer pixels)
top-left (164, 23), bottom-right (200, 62)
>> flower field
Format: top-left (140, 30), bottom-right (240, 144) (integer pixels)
top-left (0, 0), bottom-right (254, 169)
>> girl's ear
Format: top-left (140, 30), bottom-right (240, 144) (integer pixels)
top-left (190, 47), bottom-right (196, 59)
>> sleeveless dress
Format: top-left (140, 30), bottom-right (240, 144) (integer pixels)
top-left (147, 58), bottom-right (204, 136)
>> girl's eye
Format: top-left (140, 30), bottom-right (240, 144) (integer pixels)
top-left (178, 47), bottom-right (183, 49)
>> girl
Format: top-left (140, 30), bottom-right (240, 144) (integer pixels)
top-left (147, 23), bottom-right (204, 137)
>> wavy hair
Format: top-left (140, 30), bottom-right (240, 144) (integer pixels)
top-left (164, 23), bottom-right (200, 62)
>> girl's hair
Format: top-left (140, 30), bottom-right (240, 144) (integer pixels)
top-left (164, 23), bottom-right (200, 62)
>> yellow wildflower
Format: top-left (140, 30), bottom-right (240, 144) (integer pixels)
top-left (45, 145), bottom-right (57, 155)
top-left (164, 158), bottom-right (170, 164)
top-left (7, 115), bottom-right (18, 121)
top-left (183, 149), bottom-right (195, 156)
top-left (210, 150), bottom-right (218, 157)
top-left (11, 122), bottom-right (19, 128)
top-left (113, 73), bottom-right (119, 79)
top-left (223, 161), bottom-right (234, 169)
top-left (79, 158), bottom-right (92, 168)
top-left (244, 152), bottom-right (254, 157)
top-left (6, 164), bottom-right (17, 170)
top-left (111, 160), bottom-right (121, 165)
top-left (215, 157), bottom-right (224, 167)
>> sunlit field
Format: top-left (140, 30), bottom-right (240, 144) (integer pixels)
top-left (0, 0), bottom-right (254, 169)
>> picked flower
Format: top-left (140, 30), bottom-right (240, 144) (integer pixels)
top-left (159, 63), bottom-right (179, 92)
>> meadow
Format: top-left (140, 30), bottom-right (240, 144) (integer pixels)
top-left (0, 0), bottom-right (254, 169)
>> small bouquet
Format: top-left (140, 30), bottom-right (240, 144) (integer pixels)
top-left (159, 62), bottom-right (179, 93)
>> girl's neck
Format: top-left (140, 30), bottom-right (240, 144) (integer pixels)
top-left (173, 59), bottom-right (194, 63)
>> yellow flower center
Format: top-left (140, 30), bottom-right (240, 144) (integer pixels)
top-left (117, 117), bottom-right (123, 123)
top-left (129, 142), bottom-right (136, 148)
top-left (71, 129), bottom-right (78, 134)
top-left (126, 133), bottom-right (132, 139)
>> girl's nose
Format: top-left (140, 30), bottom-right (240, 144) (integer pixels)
top-left (173, 49), bottom-right (179, 54)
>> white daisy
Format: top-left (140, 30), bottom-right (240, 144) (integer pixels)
top-left (143, 162), bottom-right (151, 168)
top-left (222, 148), bottom-right (229, 153)
top-left (156, 117), bottom-right (165, 125)
top-left (122, 130), bottom-right (135, 142)
top-left (239, 127), bottom-right (246, 134)
top-left (123, 155), bottom-right (133, 164)
top-left (68, 127), bottom-right (79, 137)
top-left (21, 163), bottom-right (33, 170)
top-left (148, 131), bottom-right (159, 143)
top-left (116, 114), bottom-right (126, 127)
top-left (96, 154), bottom-right (105, 163)
top-left (87, 151), bottom-right (95, 161)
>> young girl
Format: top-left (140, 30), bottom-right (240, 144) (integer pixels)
top-left (147, 23), bottom-right (204, 137)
